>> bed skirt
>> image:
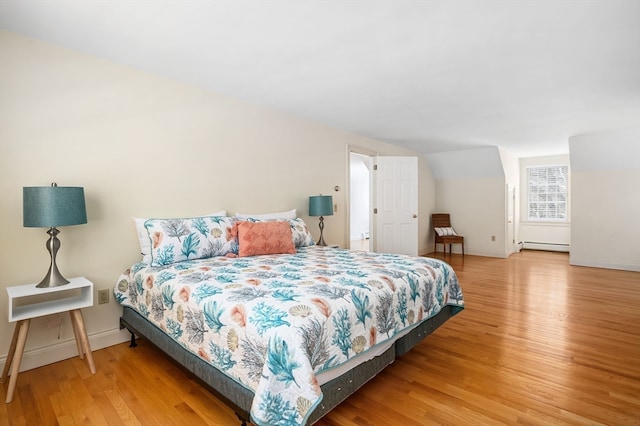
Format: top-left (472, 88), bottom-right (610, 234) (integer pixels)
top-left (119, 304), bottom-right (458, 424)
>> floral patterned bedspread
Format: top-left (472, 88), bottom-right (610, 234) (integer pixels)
top-left (114, 246), bottom-right (464, 425)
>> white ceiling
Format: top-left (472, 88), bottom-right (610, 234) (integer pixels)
top-left (1, 0), bottom-right (639, 158)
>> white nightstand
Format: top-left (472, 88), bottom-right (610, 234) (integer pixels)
top-left (2, 277), bottom-right (96, 403)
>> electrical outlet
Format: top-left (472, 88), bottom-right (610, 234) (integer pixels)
top-left (98, 289), bottom-right (110, 304)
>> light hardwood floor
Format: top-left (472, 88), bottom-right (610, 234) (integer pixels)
top-left (2, 251), bottom-right (639, 425)
top-left (349, 238), bottom-right (370, 252)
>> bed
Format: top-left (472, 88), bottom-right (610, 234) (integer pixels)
top-left (114, 214), bottom-right (464, 425)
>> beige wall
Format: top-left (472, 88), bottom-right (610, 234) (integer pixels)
top-left (570, 169), bottom-right (640, 271)
top-left (0, 30), bottom-right (436, 370)
top-left (569, 130), bottom-right (640, 271)
top-left (435, 176), bottom-right (507, 257)
top-left (428, 147), bottom-right (508, 257)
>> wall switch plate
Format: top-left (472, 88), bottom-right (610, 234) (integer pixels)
top-left (98, 289), bottom-right (110, 304)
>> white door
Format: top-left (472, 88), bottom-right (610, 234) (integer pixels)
top-left (373, 156), bottom-right (418, 255)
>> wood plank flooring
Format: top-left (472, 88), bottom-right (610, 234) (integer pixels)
top-left (2, 250), bottom-right (639, 425)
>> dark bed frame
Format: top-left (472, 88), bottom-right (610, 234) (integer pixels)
top-left (119, 304), bottom-right (458, 425)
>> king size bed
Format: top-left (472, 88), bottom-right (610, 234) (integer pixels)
top-left (114, 214), bottom-right (464, 425)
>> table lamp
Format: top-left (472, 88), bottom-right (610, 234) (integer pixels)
top-left (308, 195), bottom-right (333, 246)
top-left (23, 182), bottom-right (87, 288)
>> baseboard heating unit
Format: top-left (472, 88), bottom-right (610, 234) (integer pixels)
top-left (521, 241), bottom-right (570, 252)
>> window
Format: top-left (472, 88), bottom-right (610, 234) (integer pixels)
top-left (527, 165), bottom-right (568, 221)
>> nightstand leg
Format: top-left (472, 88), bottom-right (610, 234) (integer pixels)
top-left (69, 311), bottom-right (85, 358)
top-left (1, 322), bottom-right (20, 384)
top-left (5, 319), bottom-right (30, 403)
top-left (69, 309), bottom-right (96, 374)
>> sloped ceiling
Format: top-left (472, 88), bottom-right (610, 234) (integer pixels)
top-left (1, 0), bottom-right (638, 158)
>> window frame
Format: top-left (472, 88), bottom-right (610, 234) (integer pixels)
top-left (525, 165), bottom-right (569, 223)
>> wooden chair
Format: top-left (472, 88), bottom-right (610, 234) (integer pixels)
top-left (432, 213), bottom-right (464, 256)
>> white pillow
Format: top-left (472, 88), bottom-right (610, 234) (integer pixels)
top-left (145, 216), bottom-right (237, 266)
top-left (235, 209), bottom-right (297, 221)
top-left (435, 226), bottom-right (458, 237)
top-left (134, 211), bottom-right (226, 263)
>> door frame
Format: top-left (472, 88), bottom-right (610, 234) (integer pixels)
top-left (506, 184), bottom-right (517, 256)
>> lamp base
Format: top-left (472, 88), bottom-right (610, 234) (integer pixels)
top-left (37, 267), bottom-right (70, 288)
top-left (317, 216), bottom-right (328, 246)
top-left (37, 227), bottom-right (70, 288)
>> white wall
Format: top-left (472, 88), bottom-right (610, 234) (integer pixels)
top-left (0, 30), bottom-right (436, 371)
top-left (427, 146), bottom-right (505, 180)
top-left (519, 155), bottom-right (571, 250)
top-left (349, 153), bottom-right (370, 240)
top-left (569, 130), bottom-right (640, 271)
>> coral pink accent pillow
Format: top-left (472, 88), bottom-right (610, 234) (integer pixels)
top-left (237, 220), bottom-right (296, 257)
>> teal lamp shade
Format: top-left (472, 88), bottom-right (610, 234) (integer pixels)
top-left (23, 183), bottom-right (87, 288)
top-left (308, 195), bottom-right (333, 217)
top-left (24, 185), bottom-right (87, 227)
top-left (309, 195), bottom-right (333, 246)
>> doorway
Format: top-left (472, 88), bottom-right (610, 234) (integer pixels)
top-left (347, 149), bottom-right (418, 255)
top-left (349, 151), bottom-right (372, 252)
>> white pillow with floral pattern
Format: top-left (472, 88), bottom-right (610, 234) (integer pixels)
top-left (289, 217), bottom-right (316, 247)
top-left (134, 211), bottom-right (226, 263)
top-left (144, 215), bottom-right (238, 266)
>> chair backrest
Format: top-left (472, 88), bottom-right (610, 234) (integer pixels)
top-left (432, 213), bottom-right (452, 228)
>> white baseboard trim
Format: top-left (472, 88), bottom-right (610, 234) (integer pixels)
top-left (569, 257), bottom-right (640, 272)
top-left (522, 242), bottom-right (570, 252)
top-left (0, 327), bottom-right (131, 374)
top-left (424, 249), bottom-right (506, 258)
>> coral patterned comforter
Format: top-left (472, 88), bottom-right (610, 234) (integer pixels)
top-left (114, 246), bottom-right (464, 425)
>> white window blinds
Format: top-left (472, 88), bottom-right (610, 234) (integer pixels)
top-left (527, 165), bottom-right (568, 221)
